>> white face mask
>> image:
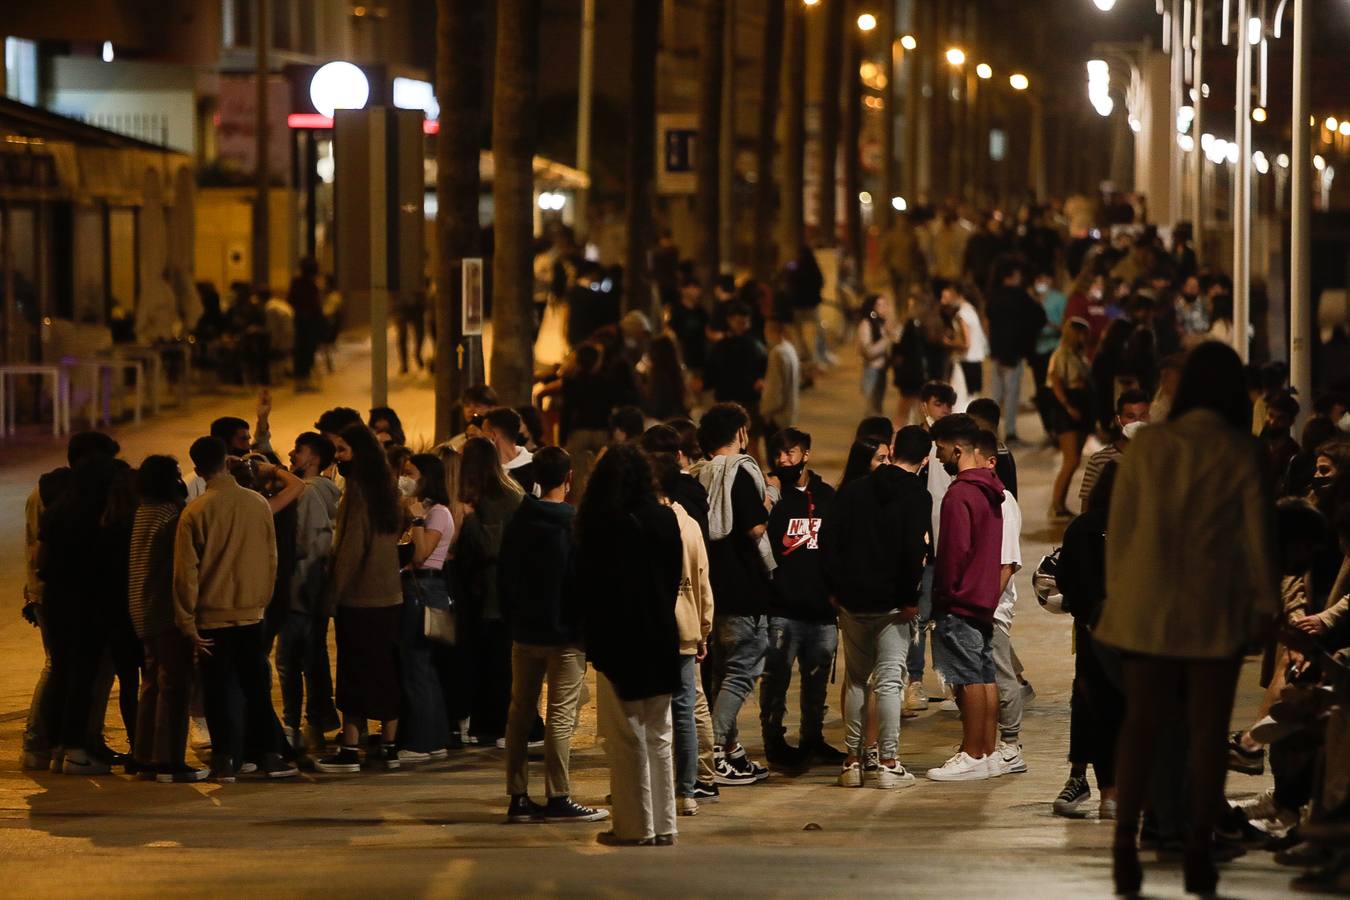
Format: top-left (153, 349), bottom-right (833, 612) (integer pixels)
top-left (398, 475), bottom-right (418, 497)
top-left (1035, 282), bottom-right (1050, 295)
top-left (1121, 421), bottom-right (1147, 440)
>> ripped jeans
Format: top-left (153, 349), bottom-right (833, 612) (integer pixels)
top-left (758, 616), bottom-right (838, 748)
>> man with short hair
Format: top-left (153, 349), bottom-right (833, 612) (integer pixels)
top-left (174, 437), bottom-right (296, 781)
top-left (759, 427), bottom-right (839, 768)
top-left (499, 447), bottom-right (607, 824)
top-left (907, 381), bottom-right (957, 714)
top-left (759, 320), bottom-right (801, 445)
top-left (445, 384), bottom-right (501, 452)
top-left (967, 398), bottom-right (1019, 499)
top-left (1079, 388), bottom-right (1151, 511)
top-left (609, 405), bottom-right (646, 446)
top-left (984, 264), bottom-right (1046, 444)
top-left (690, 403), bottom-right (774, 785)
top-left (704, 303), bottom-right (768, 460)
top-left (483, 406), bottom-right (537, 495)
top-left (926, 419), bottom-right (1005, 782)
top-left (820, 425), bottom-right (932, 789)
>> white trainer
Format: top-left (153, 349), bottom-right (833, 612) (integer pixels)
top-left (837, 761), bottom-right (863, 788)
top-left (926, 750), bottom-right (994, 782)
top-left (996, 741), bottom-right (1027, 776)
top-left (873, 762), bottom-right (917, 790)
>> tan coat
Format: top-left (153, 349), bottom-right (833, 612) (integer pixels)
top-left (326, 486), bottom-right (403, 613)
top-left (173, 474), bottom-right (278, 633)
top-left (672, 502), bottom-right (714, 656)
top-left (1097, 408), bottom-right (1279, 659)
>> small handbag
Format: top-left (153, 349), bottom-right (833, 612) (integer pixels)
top-left (423, 603), bottom-right (457, 646)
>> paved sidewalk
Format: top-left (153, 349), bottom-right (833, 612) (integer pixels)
top-left (0, 339), bottom-right (1286, 897)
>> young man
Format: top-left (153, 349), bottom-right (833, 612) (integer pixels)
top-left (498, 447), bottom-right (608, 824)
top-left (984, 264), bottom-right (1046, 445)
top-left (609, 405), bottom-right (646, 446)
top-left (1079, 389), bottom-right (1150, 511)
top-left (446, 384), bottom-right (500, 452)
top-left (906, 381), bottom-right (957, 715)
top-left (690, 403), bottom-right (774, 785)
top-left (820, 425), bottom-right (932, 789)
top-left (703, 303), bottom-right (768, 461)
top-left (967, 398), bottom-right (1019, 499)
top-left (759, 320), bottom-right (801, 445)
top-left (483, 406), bottom-right (537, 495)
top-left (174, 437), bottom-right (297, 782)
top-left (276, 432), bottom-right (342, 752)
top-left (759, 428), bottom-right (840, 768)
top-left (926, 417), bottom-right (1006, 782)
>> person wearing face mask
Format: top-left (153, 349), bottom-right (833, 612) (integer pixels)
top-left (1259, 392), bottom-right (1302, 488)
top-left (1078, 389), bottom-right (1151, 513)
top-left (1030, 271), bottom-right (1068, 440)
top-left (1280, 416), bottom-right (1341, 499)
top-left (758, 428), bottom-right (842, 770)
top-left (1174, 275), bottom-right (1210, 349)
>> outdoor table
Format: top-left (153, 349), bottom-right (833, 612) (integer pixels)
top-left (0, 364), bottom-right (70, 438)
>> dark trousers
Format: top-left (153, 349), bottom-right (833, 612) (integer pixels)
top-left (47, 613), bottom-right (106, 750)
top-left (134, 629), bottom-right (194, 767)
top-left (199, 622), bottom-right (283, 771)
top-left (293, 314), bottom-right (324, 380)
top-left (470, 618), bottom-right (512, 740)
top-left (1068, 621), bottom-right (1124, 788)
top-left (275, 611), bottom-right (339, 733)
top-left (759, 617), bottom-right (837, 747)
top-left (960, 360), bottom-right (984, 396)
top-left (399, 575), bottom-right (452, 752)
top-left (109, 613), bottom-right (142, 743)
top-left (1028, 352), bottom-right (1055, 437)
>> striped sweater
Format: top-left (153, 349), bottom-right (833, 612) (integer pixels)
top-left (129, 502), bottom-right (181, 638)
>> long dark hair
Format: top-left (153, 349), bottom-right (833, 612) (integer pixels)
top-left (339, 423), bottom-right (401, 535)
top-left (576, 444), bottom-right (657, 546)
top-left (410, 452), bottom-right (451, 507)
top-left (459, 435), bottom-right (524, 506)
top-left (1168, 341), bottom-right (1251, 432)
top-left (645, 334), bottom-right (688, 419)
top-left (838, 438), bottom-right (883, 490)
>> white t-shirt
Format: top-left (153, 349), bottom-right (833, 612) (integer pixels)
top-left (927, 445), bottom-right (953, 548)
top-left (957, 300), bottom-right (989, 362)
top-left (419, 503), bottom-right (454, 571)
top-left (994, 489), bottom-right (1023, 628)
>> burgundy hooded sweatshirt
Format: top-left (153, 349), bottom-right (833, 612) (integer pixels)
top-left (933, 466), bottom-right (1005, 623)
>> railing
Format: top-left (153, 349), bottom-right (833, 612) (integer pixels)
top-left (55, 110), bottom-right (170, 148)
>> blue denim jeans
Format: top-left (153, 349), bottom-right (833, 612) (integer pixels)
top-left (990, 360), bottom-right (1024, 440)
top-left (839, 609), bottom-right (911, 761)
top-left (759, 617), bottom-right (838, 747)
top-left (398, 573), bottom-right (452, 753)
top-left (711, 614), bottom-right (768, 749)
top-left (672, 655), bottom-right (699, 796)
top-left (860, 367), bottom-right (887, 417)
top-left (275, 610), bottom-right (339, 733)
top-left (906, 565), bottom-right (934, 683)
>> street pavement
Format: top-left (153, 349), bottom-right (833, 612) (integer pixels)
top-left (0, 334), bottom-right (1289, 897)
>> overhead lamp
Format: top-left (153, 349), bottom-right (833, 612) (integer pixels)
top-left (1252, 107), bottom-right (1267, 123)
top-left (976, 63), bottom-right (992, 79)
top-left (900, 34), bottom-right (917, 51)
top-left (857, 12), bottom-right (877, 31)
top-left (945, 47), bottom-right (966, 66)
top-left (1009, 73), bottom-right (1029, 91)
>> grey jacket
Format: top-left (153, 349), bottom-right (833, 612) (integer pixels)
top-left (293, 476), bottom-right (341, 614)
top-left (759, 340), bottom-right (800, 427)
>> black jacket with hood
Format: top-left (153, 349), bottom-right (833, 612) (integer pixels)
top-left (818, 464), bottom-right (931, 615)
top-left (767, 472), bottom-right (836, 623)
top-left (498, 495), bottom-right (580, 646)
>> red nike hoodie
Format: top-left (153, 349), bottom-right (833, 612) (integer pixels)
top-left (933, 467), bottom-right (1005, 624)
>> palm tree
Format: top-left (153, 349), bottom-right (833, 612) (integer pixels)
top-left (433, 0), bottom-right (485, 441)
top-left (843, 14), bottom-right (863, 276)
top-left (625, 0), bottom-right (661, 318)
top-left (752, 0), bottom-right (786, 282)
top-left (489, 0), bottom-right (541, 407)
top-left (695, 0), bottom-right (727, 287)
top-left (781, 0), bottom-right (806, 261)
top-left (816, 0), bottom-right (845, 249)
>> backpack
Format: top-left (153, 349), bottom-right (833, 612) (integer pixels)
top-left (1033, 547), bottom-right (1070, 615)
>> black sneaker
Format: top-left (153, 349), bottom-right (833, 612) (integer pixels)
top-left (690, 780), bottom-right (720, 802)
top-left (315, 746), bottom-right (361, 774)
top-left (1052, 774), bottom-right (1091, 818)
top-left (507, 794), bottom-right (546, 823)
top-left (863, 746), bottom-right (880, 773)
top-left (157, 763), bottom-right (210, 783)
top-left (763, 738), bottom-right (802, 769)
top-left (259, 752), bottom-right (299, 779)
top-left (1227, 731), bottom-right (1265, 775)
top-left (542, 795), bottom-right (610, 823)
top-left (806, 741), bottom-right (848, 766)
top-left (378, 744), bottom-right (400, 770)
top-left (712, 746), bottom-right (757, 786)
top-left (725, 745), bottom-right (769, 782)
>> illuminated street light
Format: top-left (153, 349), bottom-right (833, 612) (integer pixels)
top-left (1341, 122), bottom-right (1350, 137)
top-left (101, 41), bottom-right (114, 63)
top-left (1247, 16), bottom-right (1262, 45)
top-left (945, 47), bottom-right (966, 66)
top-left (860, 61), bottom-right (878, 80)
top-left (857, 12), bottom-right (877, 31)
top-left (802, 0), bottom-right (820, 6)
top-left (900, 34), bottom-right (917, 51)
top-left (976, 63), bottom-right (992, 79)
top-left (1009, 73), bottom-right (1029, 91)
top-left (1092, 0), bottom-right (1117, 10)
top-left (1313, 154), bottom-right (1326, 171)
top-left (859, 191), bottom-right (873, 204)
top-left (1325, 116), bottom-right (1338, 132)
top-left (1254, 151), bottom-right (1270, 174)
top-left (1177, 134), bottom-right (1195, 152)
top-left (1252, 107), bottom-right (1267, 123)
top-left (1276, 153), bottom-right (1290, 169)
top-left (891, 196), bottom-right (907, 211)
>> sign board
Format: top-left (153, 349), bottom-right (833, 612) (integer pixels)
top-left (657, 113), bottom-right (698, 195)
top-left (462, 258), bottom-right (484, 336)
top-left (217, 74), bottom-right (292, 182)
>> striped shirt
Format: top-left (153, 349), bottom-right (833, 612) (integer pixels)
top-left (129, 502), bottom-right (181, 638)
top-left (1079, 444), bottom-right (1123, 512)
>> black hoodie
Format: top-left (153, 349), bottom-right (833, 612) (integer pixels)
top-left (498, 495), bottom-right (580, 646)
top-left (767, 472), bottom-right (836, 623)
top-left (818, 464), bottom-right (932, 615)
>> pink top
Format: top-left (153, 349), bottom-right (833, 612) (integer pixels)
top-left (419, 504), bottom-right (454, 571)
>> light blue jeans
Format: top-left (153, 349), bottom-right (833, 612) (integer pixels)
top-left (672, 655), bottom-right (699, 796)
top-left (711, 614), bottom-right (768, 749)
top-left (990, 360), bottom-right (1024, 440)
top-left (860, 367), bottom-right (887, 417)
top-left (839, 609), bottom-right (911, 761)
top-left (906, 565), bottom-right (934, 683)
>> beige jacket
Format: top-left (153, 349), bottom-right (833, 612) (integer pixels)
top-left (173, 474), bottom-right (278, 632)
top-left (326, 486), bottom-right (403, 613)
top-left (672, 502), bottom-right (714, 656)
top-left (1097, 408), bottom-right (1279, 659)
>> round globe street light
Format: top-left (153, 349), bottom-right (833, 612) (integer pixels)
top-left (900, 34), bottom-right (917, 51)
top-left (891, 196), bottom-right (907, 211)
top-left (310, 61), bottom-right (370, 118)
top-left (857, 12), bottom-right (877, 31)
top-left (1252, 107), bottom-right (1267, 123)
top-left (945, 47), bottom-right (966, 66)
top-left (1093, 0), bottom-right (1117, 10)
top-left (1009, 72), bottom-right (1030, 91)
top-left (976, 63), bottom-right (993, 79)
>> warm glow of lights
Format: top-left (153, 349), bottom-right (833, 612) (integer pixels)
top-left (1009, 73), bottom-right (1029, 91)
top-left (1177, 134), bottom-right (1195, 152)
top-left (1276, 153), bottom-right (1290, 168)
top-left (900, 34), bottom-right (917, 50)
top-left (891, 196), bottom-right (907, 211)
top-left (1326, 117), bottom-right (1339, 132)
top-left (1252, 107), bottom-right (1267, 123)
top-left (857, 12), bottom-right (877, 31)
top-left (945, 47), bottom-right (966, 66)
top-left (859, 191), bottom-right (873, 204)
top-left (1093, 0), bottom-right (1117, 9)
top-left (1313, 154), bottom-right (1326, 171)
top-left (976, 63), bottom-right (992, 79)
top-left (860, 61), bottom-right (878, 80)
top-left (1341, 122), bottom-right (1350, 137)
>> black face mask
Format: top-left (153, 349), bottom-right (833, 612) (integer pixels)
top-left (773, 462), bottom-right (806, 485)
top-left (336, 459), bottom-right (353, 478)
top-left (1312, 474), bottom-right (1334, 494)
top-left (1260, 425), bottom-right (1285, 442)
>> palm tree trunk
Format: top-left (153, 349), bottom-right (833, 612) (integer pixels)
top-left (752, 0), bottom-right (786, 281)
top-left (781, 0), bottom-right (806, 261)
top-left (625, 0), bottom-right (661, 318)
top-left (878, 0), bottom-right (896, 230)
top-left (695, 0), bottom-right (727, 287)
top-left (489, 0), bottom-right (541, 407)
top-left (433, 0), bottom-right (485, 441)
top-left (843, 21), bottom-right (863, 277)
top-left (817, 0), bottom-right (845, 249)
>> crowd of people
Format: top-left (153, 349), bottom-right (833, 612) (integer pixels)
top-left (15, 204), bottom-right (1350, 891)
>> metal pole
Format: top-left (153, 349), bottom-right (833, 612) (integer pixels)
top-left (1232, 0), bottom-right (1251, 360)
top-left (575, 0), bottom-right (595, 242)
top-left (1191, 0), bottom-right (1204, 260)
top-left (1169, 0), bottom-right (1184, 227)
top-left (718, 0), bottom-right (735, 272)
top-left (253, 0), bottom-right (270, 291)
top-left (1289, 0), bottom-right (1312, 406)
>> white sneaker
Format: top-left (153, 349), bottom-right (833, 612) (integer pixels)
top-left (427, 748), bottom-right (449, 760)
top-left (904, 682), bottom-right (930, 712)
top-left (873, 762), bottom-right (917, 790)
top-left (677, 796), bottom-right (699, 816)
top-left (938, 682), bottom-right (960, 712)
top-left (1236, 788), bottom-right (1279, 822)
top-left (926, 750), bottom-right (994, 782)
top-left (397, 748), bottom-right (431, 764)
top-left (996, 741), bottom-right (1027, 776)
top-left (838, 761), bottom-right (863, 788)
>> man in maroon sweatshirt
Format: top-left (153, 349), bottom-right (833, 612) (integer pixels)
top-left (926, 417), bottom-right (1006, 782)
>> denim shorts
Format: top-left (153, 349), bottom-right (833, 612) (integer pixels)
top-left (932, 613), bottom-right (995, 687)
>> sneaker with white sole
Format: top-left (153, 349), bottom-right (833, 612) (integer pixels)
top-left (873, 762), bottom-right (917, 790)
top-left (712, 746), bottom-right (757, 785)
top-left (315, 746), bottom-right (361, 774)
top-left (1052, 774), bottom-right (1092, 817)
top-left (427, 748), bottom-right (449, 760)
top-left (904, 682), bottom-right (930, 712)
top-left (397, 748), bottom-right (431, 764)
top-left (542, 795), bottom-right (610, 823)
top-left (495, 737), bottom-right (546, 751)
top-left (677, 796), bottom-right (699, 816)
top-left (1236, 788), bottom-right (1279, 822)
top-left (60, 748), bottom-right (111, 776)
top-left (996, 741), bottom-right (1027, 775)
top-left (838, 760), bottom-right (863, 787)
top-left (863, 746), bottom-right (880, 773)
top-left (925, 750), bottom-right (993, 782)
top-left (725, 745), bottom-right (769, 782)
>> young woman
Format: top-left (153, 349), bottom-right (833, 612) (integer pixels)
top-left (577, 445), bottom-right (683, 845)
top-left (1095, 341), bottom-right (1279, 897)
top-left (316, 424), bottom-right (405, 773)
top-left (837, 438), bottom-right (891, 491)
top-left (395, 453), bottom-right (455, 762)
top-left (857, 294), bottom-right (895, 417)
top-left (642, 333), bottom-right (690, 421)
top-left (1046, 318), bottom-right (1094, 520)
top-left (454, 436), bottom-right (526, 744)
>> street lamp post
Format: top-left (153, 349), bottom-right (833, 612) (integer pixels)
top-left (1290, 0), bottom-right (1312, 408)
top-left (1233, 0), bottom-right (1252, 361)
